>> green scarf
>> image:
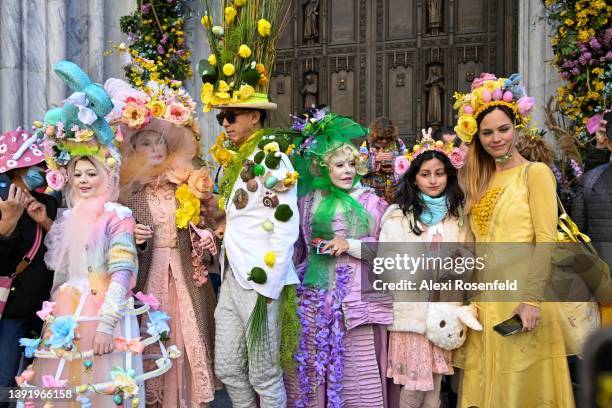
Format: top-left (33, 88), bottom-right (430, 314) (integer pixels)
top-left (218, 129), bottom-right (265, 209)
top-left (303, 171), bottom-right (371, 288)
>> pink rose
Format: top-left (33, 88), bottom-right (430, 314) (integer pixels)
top-left (46, 169), bottom-right (66, 191)
top-left (492, 88), bottom-right (503, 101)
top-left (517, 96), bottom-right (535, 116)
top-left (394, 156), bottom-right (410, 176)
top-left (449, 148), bottom-right (465, 169)
top-left (503, 91), bottom-right (514, 102)
top-left (164, 102), bottom-right (191, 126)
top-left (471, 73), bottom-right (497, 90)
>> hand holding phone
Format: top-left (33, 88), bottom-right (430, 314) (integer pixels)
top-left (493, 315), bottom-right (523, 337)
top-left (311, 238), bottom-right (332, 255)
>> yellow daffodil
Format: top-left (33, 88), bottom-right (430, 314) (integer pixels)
top-left (239, 44), bottom-right (252, 58)
top-left (257, 19), bottom-right (272, 37)
top-left (225, 6), bottom-right (237, 24)
top-left (201, 15), bottom-right (212, 29)
top-left (223, 63), bottom-right (236, 76)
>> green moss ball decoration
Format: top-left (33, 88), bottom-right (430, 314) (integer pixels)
top-left (274, 204), bottom-right (293, 222)
top-left (248, 267), bottom-right (268, 284)
top-left (265, 152), bottom-right (282, 169)
top-left (254, 151), bottom-right (265, 164)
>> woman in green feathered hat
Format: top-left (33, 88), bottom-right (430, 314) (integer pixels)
top-left (287, 107), bottom-right (393, 407)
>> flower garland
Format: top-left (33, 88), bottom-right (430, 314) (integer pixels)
top-left (119, 0), bottom-right (192, 87)
top-left (544, 0), bottom-right (611, 141)
top-left (295, 265), bottom-right (352, 408)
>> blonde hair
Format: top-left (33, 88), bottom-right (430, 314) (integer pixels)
top-left (309, 143), bottom-right (360, 177)
top-left (464, 104), bottom-right (518, 214)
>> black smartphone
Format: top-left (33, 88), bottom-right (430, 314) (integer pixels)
top-left (0, 173), bottom-right (11, 201)
top-left (493, 315), bottom-right (523, 337)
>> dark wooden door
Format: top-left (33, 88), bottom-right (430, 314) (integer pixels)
top-left (269, 0), bottom-right (518, 142)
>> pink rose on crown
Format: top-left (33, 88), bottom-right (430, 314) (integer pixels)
top-left (394, 156), bottom-right (410, 176)
top-left (46, 168), bottom-right (67, 191)
top-left (516, 96), bottom-right (535, 116)
top-left (449, 148), bottom-right (466, 169)
top-left (471, 73), bottom-right (497, 90)
top-left (164, 102), bottom-right (190, 126)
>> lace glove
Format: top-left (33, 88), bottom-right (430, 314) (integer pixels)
top-left (96, 271), bottom-right (131, 334)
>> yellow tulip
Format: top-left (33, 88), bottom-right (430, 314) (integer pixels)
top-left (201, 15), bottom-right (212, 29)
top-left (208, 54), bottom-right (217, 66)
top-left (225, 7), bottom-right (237, 24)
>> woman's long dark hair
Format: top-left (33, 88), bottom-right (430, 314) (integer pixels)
top-left (395, 150), bottom-right (464, 235)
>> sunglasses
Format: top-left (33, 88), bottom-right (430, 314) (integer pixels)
top-left (216, 110), bottom-right (248, 126)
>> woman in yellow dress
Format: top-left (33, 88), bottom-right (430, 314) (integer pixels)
top-left (452, 73), bottom-right (576, 407)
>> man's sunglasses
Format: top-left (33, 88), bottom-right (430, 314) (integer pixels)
top-left (216, 110), bottom-right (248, 126)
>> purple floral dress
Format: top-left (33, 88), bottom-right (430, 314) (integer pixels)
top-left (286, 187), bottom-right (393, 408)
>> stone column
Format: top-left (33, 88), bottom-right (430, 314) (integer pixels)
top-left (88, 0), bottom-right (106, 83)
top-left (0, 0), bottom-right (23, 130)
top-left (186, 0), bottom-right (223, 160)
top-left (518, 0), bottom-right (561, 137)
top-left (47, 0), bottom-right (67, 109)
top-left (25, 0), bottom-right (49, 127)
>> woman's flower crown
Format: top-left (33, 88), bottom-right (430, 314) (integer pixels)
top-left (394, 132), bottom-right (465, 176)
top-left (105, 78), bottom-right (197, 132)
top-left (452, 73), bottom-right (535, 143)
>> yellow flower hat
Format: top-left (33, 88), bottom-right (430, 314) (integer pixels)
top-left (452, 73), bottom-right (536, 143)
top-left (198, 0), bottom-right (289, 112)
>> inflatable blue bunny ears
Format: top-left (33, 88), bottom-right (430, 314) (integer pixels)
top-left (43, 60), bottom-right (115, 145)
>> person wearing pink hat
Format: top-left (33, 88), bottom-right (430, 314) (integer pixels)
top-left (0, 129), bottom-right (58, 401)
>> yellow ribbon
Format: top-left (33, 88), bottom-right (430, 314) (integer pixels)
top-left (557, 212), bottom-right (591, 244)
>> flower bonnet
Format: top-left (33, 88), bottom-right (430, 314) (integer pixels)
top-left (452, 73), bottom-right (536, 144)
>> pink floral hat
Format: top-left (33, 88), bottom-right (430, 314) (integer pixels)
top-left (0, 129), bottom-right (45, 173)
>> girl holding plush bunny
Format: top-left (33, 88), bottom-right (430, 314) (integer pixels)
top-left (378, 128), bottom-right (482, 408)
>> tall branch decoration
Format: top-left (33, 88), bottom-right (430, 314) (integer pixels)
top-left (543, 0), bottom-right (611, 142)
top-left (119, 0), bottom-right (193, 87)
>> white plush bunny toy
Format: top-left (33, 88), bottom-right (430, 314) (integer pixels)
top-left (425, 303), bottom-right (483, 350)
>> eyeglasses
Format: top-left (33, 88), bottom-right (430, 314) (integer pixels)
top-left (216, 110), bottom-right (248, 126)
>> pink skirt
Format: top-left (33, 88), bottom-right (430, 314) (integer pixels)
top-left (387, 331), bottom-right (453, 391)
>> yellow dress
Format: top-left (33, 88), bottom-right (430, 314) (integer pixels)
top-left (454, 162), bottom-right (576, 408)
